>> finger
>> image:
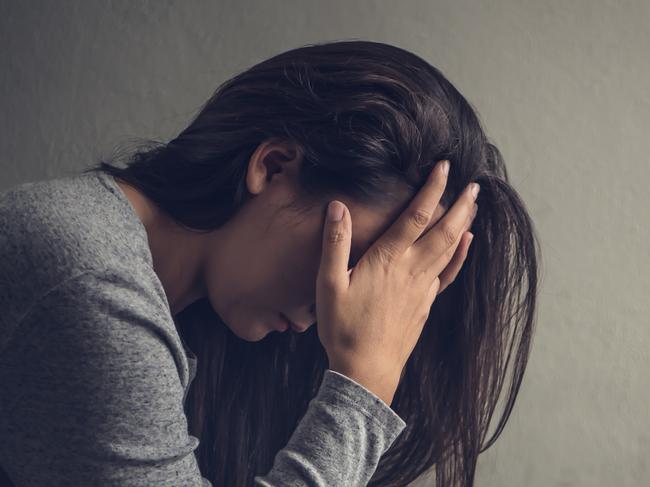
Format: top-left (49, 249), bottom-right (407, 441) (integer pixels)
top-left (427, 276), bottom-right (441, 304)
top-left (369, 160), bottom-right (449, 263)
top-left (437, 231), bottom-right (473, 294)
top-left (412, 181), bottom-right (479, 276)
top-left (414, 201), bottom-right (476, 275)
top-left (317, 200), bottom-right (352, 293)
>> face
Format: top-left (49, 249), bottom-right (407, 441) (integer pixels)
top-left (202, 139), bottom-right (445, 342)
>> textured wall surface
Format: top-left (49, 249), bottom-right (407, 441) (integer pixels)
top-left (1, 1), bottom-right (648, 485)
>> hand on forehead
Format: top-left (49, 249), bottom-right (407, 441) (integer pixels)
top-left (346, 196), bottom-right (448, 267)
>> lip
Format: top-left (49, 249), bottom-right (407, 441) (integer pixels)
top-left (274, 314), bottom-right (289, 332)
top-left (280, 313), bottom-right (307, 333)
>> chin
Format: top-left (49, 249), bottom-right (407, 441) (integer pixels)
top-left (231, 321), bottom-right (278, 342)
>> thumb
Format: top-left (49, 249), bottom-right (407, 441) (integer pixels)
top-left (318, 200), bottom-right (351, 292)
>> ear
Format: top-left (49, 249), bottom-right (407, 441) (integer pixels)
top-left (246, 138), bottom-right (303, 195)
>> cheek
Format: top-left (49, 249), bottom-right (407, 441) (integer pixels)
top-left (248, 217), bottom-right (324, 307)
top-left (282, 251), bottom-right (319, 299)
top-left (274, 237), bottom-right (322, 306)
top-left (248, 243), bottom-right (316, 307)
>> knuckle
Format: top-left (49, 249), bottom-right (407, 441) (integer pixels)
top-left (440, 223), bottom-right (458, 247)
top-left (432, 277), bottom-right (441, 294)
top-left (371, 242), bottom-right (398, 265)
top-left (437, 278), bottom-right (448, 292)
top-left (425, 277), bottom-right (438, 297)
top-left (327, 227), bottom-right (346, 245)
top-left (435, 281), bottom-right (446, 296)
top-left (407, 265), bottom-right (424, 279)
top-left (409, 208), bottom-right (432, 229)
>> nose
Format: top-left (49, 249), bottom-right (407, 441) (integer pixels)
top-left (288, 303), bottom-right (316, 332)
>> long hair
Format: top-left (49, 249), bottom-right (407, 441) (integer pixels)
top-left (84, 39), bottom-right (541, 487)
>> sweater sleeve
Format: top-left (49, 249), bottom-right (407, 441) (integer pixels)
top-left (254, 369), bottom-right (406, 486)
top-left (0, 269), bottom-right (406, 487)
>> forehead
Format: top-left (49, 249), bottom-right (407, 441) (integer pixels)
top-left (345, 197), bottom-right (445, 266)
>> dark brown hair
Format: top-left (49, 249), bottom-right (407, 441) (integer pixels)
top-left (85, 39), bottom-right (541, 487)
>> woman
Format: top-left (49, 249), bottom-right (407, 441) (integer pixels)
top-left (0, 40), bottom-right (540, 486)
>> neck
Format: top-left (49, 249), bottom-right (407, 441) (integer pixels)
top-left (114, 177), bottom-right (209, 316)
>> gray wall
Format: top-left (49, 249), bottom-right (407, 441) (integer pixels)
top-left (1, 1), bottom-right (648, 485)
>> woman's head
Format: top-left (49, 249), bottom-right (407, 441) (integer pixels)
top-left (192, 135), bottom-right (443, 342)
top-left (87, 39), bottom-right (540, 487)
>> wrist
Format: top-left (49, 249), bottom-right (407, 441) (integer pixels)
top-left (328, 364), bottom-right (399, 406)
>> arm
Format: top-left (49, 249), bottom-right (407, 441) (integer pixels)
top-left (0, 268), bottom-right (405, 487)
top-left (0, 269), bottom-right (211, 486)
top-left (254, 369), bottom-right (406, 486)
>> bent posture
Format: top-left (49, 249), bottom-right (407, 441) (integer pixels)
top-left (0, 40), bottom-right (539, 487)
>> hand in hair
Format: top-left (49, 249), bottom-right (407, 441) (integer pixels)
top-left (316, 159), bottom-right (479, 406)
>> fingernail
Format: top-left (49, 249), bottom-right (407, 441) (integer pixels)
top-left (328, 201), bottom-right (344, 221)
top-left (471, 183), bottom-right (480, 200)
top-left (441, 160), bottom-right (450, 176)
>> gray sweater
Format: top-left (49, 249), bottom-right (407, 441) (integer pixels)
top-left (0, 169), bottom-right (406, 486)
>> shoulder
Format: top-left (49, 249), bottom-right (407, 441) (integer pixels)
top-left (0, 170), bottom-right (151, 276)
top-left (0, 171), bottom-right (154, 330)
top-left (6, 265), bottom-right (192, 398)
